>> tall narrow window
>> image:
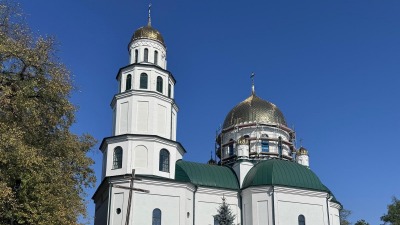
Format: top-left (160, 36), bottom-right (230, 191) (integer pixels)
top-left (140, 73), bottom-right (148, 89)
top-left (126, 74), bottom-right (132, 91)
top-left (298, 215), bottom-right (305, 225)
top-left (113, 147), bottom-right (123, 169)
top-left (228, 139), bottom-right (234, 156)
top-left (152, 208), bottom-right (161, 225)
top-left (144, 48), bottom-right (149, 62)
top-left (168, 84), bottom-right (171, 98)
top-left (261, 134), bottom-right (269, 152)
top-left (159, 149), bottom-right (170, 172)
top-left (154, 50), bottom-right (158, 65)
top-left (156, 76), bottom-right (163, 93)
top-left (134, 49), bottom-right (138, 63)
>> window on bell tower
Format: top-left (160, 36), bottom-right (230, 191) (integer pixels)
top-left (126, 74), bottom-right (132, 91)
top-left (135, 49), bottom-right (138, 63)
top-left (144, 48), bottom-right (149, 62)
top-left (152, 208), bottom-right (161, 225)
top-left (168, 84), bottom-right (171, 98)
top-left (154, 50), bottom-right (158, 65)
top-left (113, 147), bottom-right (123, 169)
top-left (159, 149), bottom-right (170, 172)
top-left (298, 215), bottom-right (305, 225)
top-left (156, 76), bottom-right (163, 93)
top-left (140, 73), bottom-right (148, 89)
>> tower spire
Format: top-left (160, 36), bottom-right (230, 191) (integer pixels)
top-left (250, 72), bottom-right (255, 95)
top-left (147, 3), bottom-right (152, 26)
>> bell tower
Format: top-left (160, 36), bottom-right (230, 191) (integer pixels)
top-left (100, 7), bottom-right (185, 180)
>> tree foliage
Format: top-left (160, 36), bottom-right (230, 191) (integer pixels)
top-left (381, 197), bottom-right (400, 225)
top-left (340, 209), bottom-right (352, 225)
top-left (215, 196), bottom-right (236, 225)
top-left (354, 219), bottom-right (369, 225)
top-left (0, 1), bottom-right (96, 224)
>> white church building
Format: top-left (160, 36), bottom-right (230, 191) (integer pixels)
top-left (92, 9), bottom-right (342, 225)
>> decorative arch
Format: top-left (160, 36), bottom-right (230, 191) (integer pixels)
top-left (113, 147), bottom-right (123, 169)
top-left (134, 145), bottom-right (148, 168)
top-left (159, 149), bottom-right (170, 172)
top-left (156, 76), bottom-right (163, 93)
top-left (140, 73), bottom-right (148, 89)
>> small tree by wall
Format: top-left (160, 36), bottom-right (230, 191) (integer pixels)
top-left (215, 196), bottom-right (236, 225)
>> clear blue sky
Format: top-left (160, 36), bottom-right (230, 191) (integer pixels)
top-left (18, 0), bottom-right (400, 224)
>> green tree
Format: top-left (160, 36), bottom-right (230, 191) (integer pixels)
top-left (215, 196), bottom-right (236, 225)
top-left (340, 209), bottom-right (352, 225)
top-left (381, 197), bottom-right (400, 225)
top-left (354, 219), bottom-right (369, 225)
top-left (0, 1), bottom-right (96, 224)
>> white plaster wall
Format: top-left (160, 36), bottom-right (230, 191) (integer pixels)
top-left (102, 136), bottom-right (184, 179)
top-left (242, 187), bottom-right (273, 225)
top-left (232, 161), bottom-right (254, 188)
top-left (119, 66), bottom-right (174, 98)
top-left (195, 187), bottom-right (241, 225)
top-left (129, 39), bottom-right (167, 69)
top-left (330, 202), bottom-right (341, 225)
top-left (113, 91), bottom-right (177, 139)
top-left (108, 178), bottom-right (192, 225)
top-left (275, 187), bottom-right (329, 225)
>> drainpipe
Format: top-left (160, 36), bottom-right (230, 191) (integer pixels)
top-left (326, 194), bottom-right (331, 225)
top-left (193, 186), bottom-right (198, 225)
top-left (271, 186), bottom-right (276, 225)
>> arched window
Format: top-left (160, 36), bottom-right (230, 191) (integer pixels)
top-left (168, 84), bottom-right (171, 98)
top-left (154, 50), bottom-right (158, 65)
top-left (298, 215), bottom-right (305, 225)
top-left (261, 134), bottom-right (269, 152)
top-left (228, 139), bottom-right (234, 156)
top-left (134, 49), bottom-right (138, 63)
top-left (144, 48), bottom-right (149, 62)
top-left (159, 149), bottom-right (170, 172)
top-left (152, 208), bottom-right (161, 225)
top-left (113, 147), bottom-right (123, 169)
top-left (156, 76), bottom-right (163, 93)
top-left (126, 74), bottom-right (132, 91)
top-left (140, 73), bottom-right (148, 89)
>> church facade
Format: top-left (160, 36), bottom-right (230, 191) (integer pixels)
top-left (92, 11), bottom-right (341, 225)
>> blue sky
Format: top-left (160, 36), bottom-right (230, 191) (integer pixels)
top-left (18, 0), bottom-right (400, 224)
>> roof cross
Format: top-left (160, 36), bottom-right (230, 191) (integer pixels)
top-left (251, 72), bottom-right (255, 95)
top-left (148, 3), bottom-right (152, 26)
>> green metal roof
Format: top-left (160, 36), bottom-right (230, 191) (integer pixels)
top-left (175, 160), bottom-right (239, 190)
top-left (242, 159), bottom-right (330, 192)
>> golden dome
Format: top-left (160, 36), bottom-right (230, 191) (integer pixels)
top-left (298, 147), bottom-right (308, 155)
top-left (132, 25), bottom-right (165, 46)
top-left (223, 94), bottom-right (287, 129)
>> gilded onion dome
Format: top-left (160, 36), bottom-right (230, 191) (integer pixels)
top-left (223, 93), bottom-right (287, 129)
top-left (297, 147), bottom-right (309, 155)
top-left (132, 25), bottom-right (165, 46)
